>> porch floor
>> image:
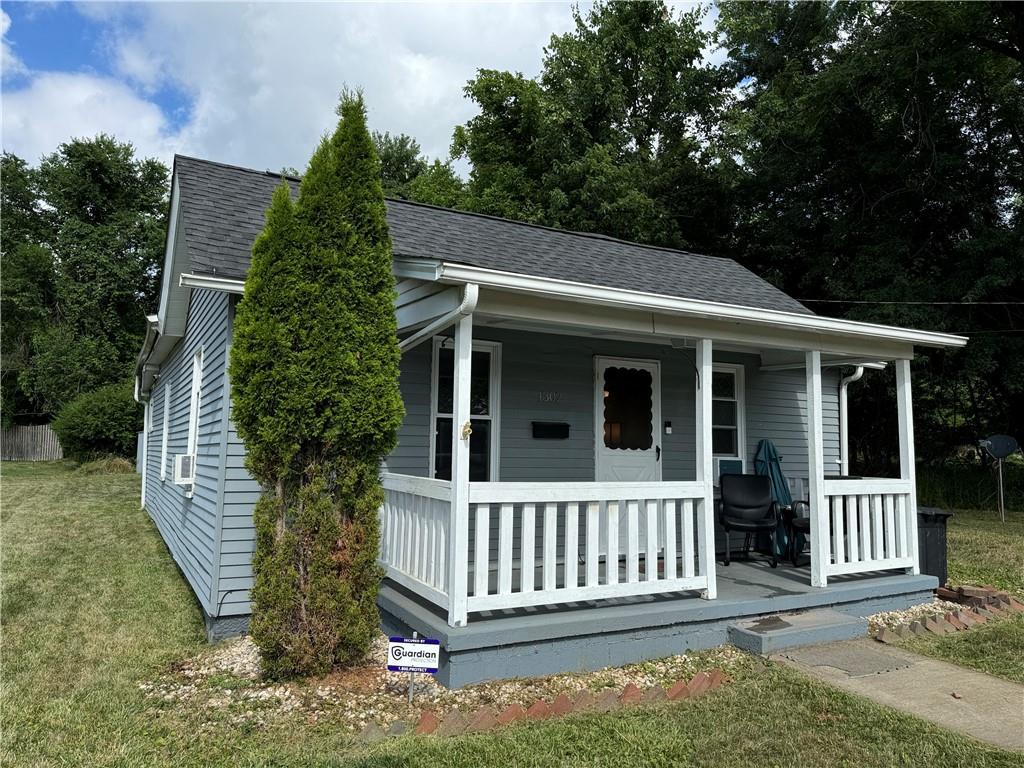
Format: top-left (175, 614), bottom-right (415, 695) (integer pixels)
top-left (379, 559), bottom-right (938, 688)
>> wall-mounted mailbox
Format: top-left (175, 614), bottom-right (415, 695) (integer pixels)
top-left (532, 421), bottom-right (570, 440)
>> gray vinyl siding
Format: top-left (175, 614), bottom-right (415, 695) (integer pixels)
top-left (388, 341), bottom-right (432, 476)
top-left (181, 323), bottom-right (844, 619)
top-left (217, 419), bottom-right (259, 616)
top-left (390, 328), bottom-right (840, 484)
top-left (392, 328), bottom-right (841, 560)
top-left (142, 289), bottom-right (230, 616)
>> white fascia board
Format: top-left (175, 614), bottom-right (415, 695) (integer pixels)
top-left (156, 175), bottom-right (183, 334)
top-left (437, 263), bottom-right (968, 350)
top-left (179, 273), bottom-right (246, 294)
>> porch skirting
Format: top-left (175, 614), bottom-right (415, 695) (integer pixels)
top-left (378, 565), bottom-right (937, 688)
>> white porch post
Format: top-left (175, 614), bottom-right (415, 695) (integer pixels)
top-left (806, 350), bottom-right (829, 587)
top-left (895, 358), bottom-right (921, 575)
top-left (447, 314), bottom-right (473, 627)
top-left (695, 339), bottom-right (717, 599)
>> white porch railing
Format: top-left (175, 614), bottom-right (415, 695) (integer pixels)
top-left (379, 475), bottom-right (716, 623)
top-left (821, 478), bottom-right (917, 577)
top-left (465, 481), bottom-right (713, 613)
top-left (380, 473), bottom-right (452, 610)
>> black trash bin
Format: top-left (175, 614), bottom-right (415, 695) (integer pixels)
top-left (918, 507), bottom-right (954, 586)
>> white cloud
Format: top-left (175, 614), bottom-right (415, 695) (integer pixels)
top-left (2, 2), bottom-right (717, 174)
top-left (133, 1), bottom-right (576, 171)
top-left (3, 3), bottom-right (578, 173)
top-left (2, 71), bottom-right (179, 164)
top-left (2, 8), bottom-right (26, 77)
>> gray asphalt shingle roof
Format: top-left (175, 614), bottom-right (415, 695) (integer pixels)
top-left (174, 155), bottom-right (812, 315)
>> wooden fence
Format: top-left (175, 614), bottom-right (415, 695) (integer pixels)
top-left (1, 425), bottom-right (64, 461)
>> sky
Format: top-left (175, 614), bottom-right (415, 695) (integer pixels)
top-left (1, 1), bottom-right (715, 176)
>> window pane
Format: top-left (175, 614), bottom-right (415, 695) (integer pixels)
top-left (712, 400), bottom-right (737, 427)
top-left (437, 347), bottom-right (491, 415)
top-left (437, 348), bottom-right (454, 413)
top-left (434, 417), bottom-right (453, 480)
top-left (711, 371), bottom-right (735, 399)
top-left (469, 420), bottom-right (489, 481)
top-left (433, 418), bottom-right (490, 481)
top-left (602, 366), bottom-right (653, 450)
top-left (471, 350), bottom-right (490, 416)
top-left (712, 427), bottom-right (737, 455)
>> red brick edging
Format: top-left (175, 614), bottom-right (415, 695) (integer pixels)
top-left (358, 668), bottom-right (733, 740)
top-left (875, 584), bottom-right (1023, 644)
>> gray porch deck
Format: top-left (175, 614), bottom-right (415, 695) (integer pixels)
top-left (379, 560), bottom-right (937, 688)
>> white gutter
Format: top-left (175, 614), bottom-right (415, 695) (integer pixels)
top-left (183, 261), bottom-right (969, 351)
top-left (399, 283), bottom-right (479, 352)
top-left (432, 262), bottom-right (969, 350)
top-left (175, 272), bottom-right (479, 351)
top-left (760, 360), bottom-right (886, 372)
top-left (180, 273), bottom-right (246, 293)
top-left (839, 366), bottom-right (865, 475)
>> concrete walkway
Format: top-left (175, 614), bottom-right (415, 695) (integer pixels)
top-left (774, 639), bottom-right (1024, 752)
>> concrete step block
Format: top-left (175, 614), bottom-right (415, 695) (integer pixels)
top-left (728, 609), bottom-right (867, 654)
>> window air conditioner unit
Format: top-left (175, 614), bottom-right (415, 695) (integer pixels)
top-left (173, 454), bottom-right (196, 485)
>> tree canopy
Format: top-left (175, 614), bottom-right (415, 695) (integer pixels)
top-left (716, 0), bottom-right (1023, 466)
top-left (448, 2), bottom-right (734, 253)
top-left (1, 137), bottom-right (168, 423)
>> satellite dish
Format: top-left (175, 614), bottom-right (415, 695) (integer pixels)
top-left (980, 434), bottom-right (1019, 461)
top-left (979, 434), bottom-right (1019, 523)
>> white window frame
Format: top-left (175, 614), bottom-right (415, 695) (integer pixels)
top-left (711, 363), bottom-right (746, 482)
top-left (186, 347), bottom-right (204, 458)
top-left (428, 336), bottom-right (501, 482)
top-left (160, 382), bottom-right (170, 481)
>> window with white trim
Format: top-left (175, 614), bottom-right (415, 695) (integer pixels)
top-left (430, 337), bottom-right (501, 482)
top-left (711, 365), bottom-right (745, 480)
top-left (160, 382), bottom-right (170, 480)
top-left (187, 348), bottom-right (203, 457)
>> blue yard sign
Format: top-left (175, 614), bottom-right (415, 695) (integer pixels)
top-left (386, 636), bottom-right (440, 674)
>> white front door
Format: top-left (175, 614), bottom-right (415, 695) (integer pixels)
top-left (594, 356), bottom-right (662, 482)
top-left (595, 357), bottom-right (662, 560)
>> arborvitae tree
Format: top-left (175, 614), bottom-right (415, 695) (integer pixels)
top-left (230, 92), bottom-right (404, 678)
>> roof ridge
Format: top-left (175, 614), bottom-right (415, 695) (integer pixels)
top-left (175, 154), bottom-right (303, 183)
top-left (383, 197), bottom-right (732, 264)
top-left (174, 153), bottom-right (737, 266)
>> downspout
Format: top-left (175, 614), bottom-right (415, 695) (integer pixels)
top-left (839, 366), bottom-right (865, 476)
top-left (398, 283), bottom-right (479, 352)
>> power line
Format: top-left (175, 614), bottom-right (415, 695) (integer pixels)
top-left (799, 299), bottom-right (1024, 305)
top-left (949, 329), bottom-right (1024, 335)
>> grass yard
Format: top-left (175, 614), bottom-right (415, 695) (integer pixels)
top-left (2, 461), bottom-right (1022, 767)
top-left (945, 508), bottom-right (1024, 599)
top-left (891, 506), bottom-right (1024, 684)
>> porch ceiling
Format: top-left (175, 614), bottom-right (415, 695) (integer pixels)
top-left (472, 287), bottom-right (921, 361)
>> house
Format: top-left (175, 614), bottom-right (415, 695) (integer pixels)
top-left (136, 155), bottom-right (967, 686)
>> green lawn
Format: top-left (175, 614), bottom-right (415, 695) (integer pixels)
top-left (945, 507), bottom-right (1024, 599)
top-left (892, 506), bottom-right (1024, 683)
top-left (2, 462), bottom-right (1022, 767)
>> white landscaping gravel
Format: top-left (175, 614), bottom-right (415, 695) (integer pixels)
top-left (139, 632), bottom-right (753, 732)
top-left (866, 598), bottom-right (961, 635)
